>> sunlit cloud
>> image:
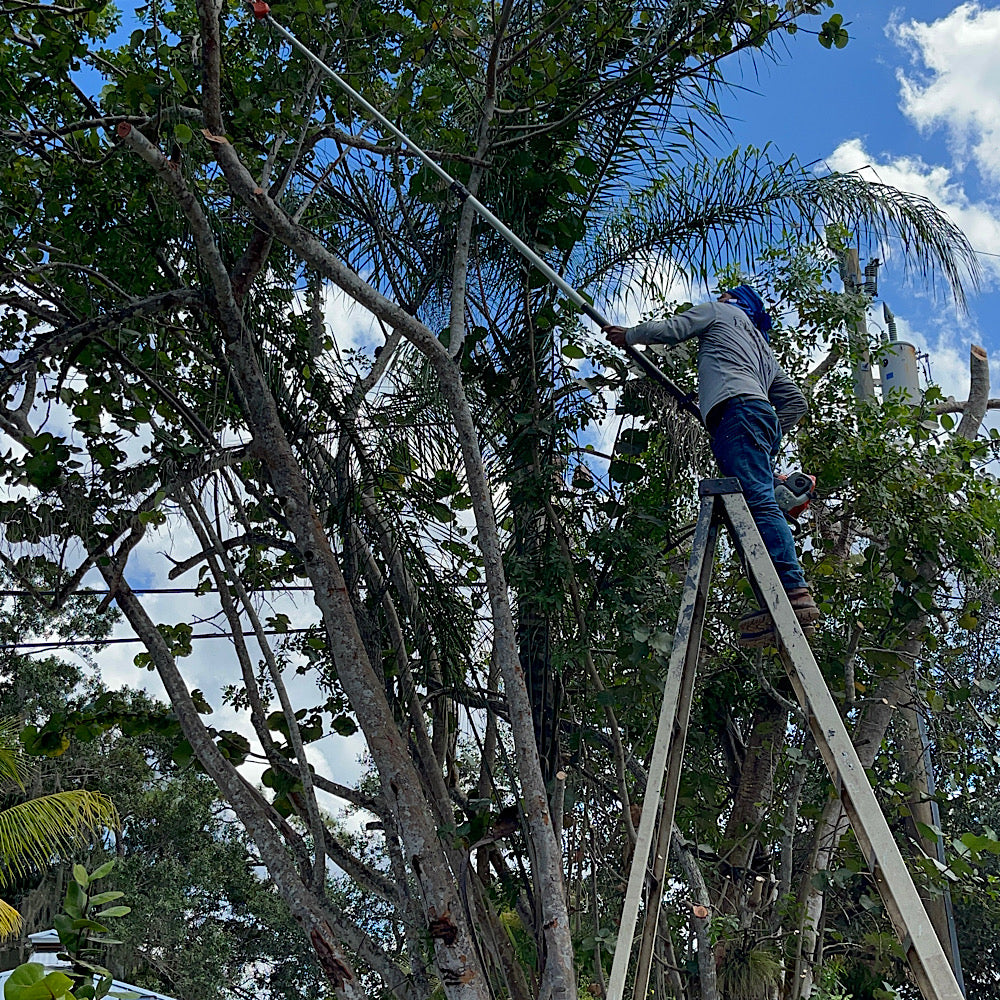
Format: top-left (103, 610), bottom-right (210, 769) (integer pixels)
top-left (893, 3), bottom-right (1000, 182)
top-left (827, 138), bottom-right (1000, 286)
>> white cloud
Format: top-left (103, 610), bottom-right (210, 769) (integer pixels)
top-left (319, 284), bottom-right (383, 357)
top-left (597, 263), bottom-right (696, 328)
top-left (826, 138), bottom-right (1000, 283)
top-left (893, 3), bottom-right (1000, 181)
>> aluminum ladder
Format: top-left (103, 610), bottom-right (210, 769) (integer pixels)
top-left (607, 477), bottom-right (964, 1000)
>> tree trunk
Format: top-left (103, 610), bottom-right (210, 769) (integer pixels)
top-left (676, 836), bottom-right (719, 1000)
top-left (719, 691), bottom-right (789, 916)
top-left (197, 133), bottom-right (578, 996)
top-left (789, 635), bottom-right (918, 998)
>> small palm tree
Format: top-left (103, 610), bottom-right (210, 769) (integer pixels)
top-left (0, 720), bottom-right (118, 937)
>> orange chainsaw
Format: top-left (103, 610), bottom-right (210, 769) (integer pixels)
top-left (774, 472), bottom-right (816, 520)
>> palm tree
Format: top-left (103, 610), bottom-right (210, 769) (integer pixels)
top-left (581, 145), bottom-right (980, 309)
top-left (0, 720), bottom-right (118, 937)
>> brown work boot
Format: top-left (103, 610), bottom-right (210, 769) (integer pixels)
top-left (738, 620), bottom-right (817, 648)
top-left (739, 606), bottom-right (772, 633)
top-left (737, 619), bottom-right (775, 648)
top-left (738, 588), bottom-right (821, 644)
top-left (786, 587), bottom-right (821, 625)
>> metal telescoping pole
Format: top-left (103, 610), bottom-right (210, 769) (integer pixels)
top-left (247, 1), bottom-right (702, 422)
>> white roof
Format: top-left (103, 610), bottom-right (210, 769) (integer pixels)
top-left (0, 931), bottom-right (177, 1000)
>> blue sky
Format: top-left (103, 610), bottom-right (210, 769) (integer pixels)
top-left (722, 2), bottom-right (1000, 402)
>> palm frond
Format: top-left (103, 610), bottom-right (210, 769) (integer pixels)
top-left (0, 720), bottom-right (27, 788)
top-left (0, 791), bottom-right (119, 886)
top-left (581, 147), bottom-right (980, 311)
top-left (0, 897), bottom-right (22, 939)
top-left (800, 171), bottom-right (980, 309)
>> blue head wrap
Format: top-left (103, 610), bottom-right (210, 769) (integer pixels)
top-left (726, 284), bottom-right (773, 341)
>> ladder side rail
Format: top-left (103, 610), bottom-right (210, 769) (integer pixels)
top-left (632, 501), bottom-right (723, 1000)
top-left (719, 492), bottom-right (963, 1000)
top-left (783, 656), bottom-right (957, 1000)
top-left (606, 496), bottom-right (720, 1000)
top-left (784, 660), bottom-right (960, 1000)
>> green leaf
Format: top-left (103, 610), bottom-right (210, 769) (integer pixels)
top-left (560, 343), bottom-right (585, 360)
top-left (331, 714), bottom-right (358, 737)
top-left (916, 821), bottom-right (943, 842)
top-left (0, 787), bottom-right (119, 879)
top-left (608, 459), bottom-right (645, 484)
top-left (4, 964), bottom-right (75, 1000)
top-left (23, 451), bottom-right (61, 491)
top-left (72, 864), bottom-right (89, 888)
top-left (617, 428), bottom-right (649, 457)
top-left (84, 891), bottom-right (123, 908)
top-left (173, 123), bottom-right (193, 145)
top-left (190, 690), bottom-right (213, 714)
top-left (960, 831), bottom-right (1000, 854)
top-left (171, 740), bottom-right (194, 768)
top-left (648, 632), bottom-right (673, 654)
top-left (93, 906), bottom-right (130, 918)
top-left (64, 880), bottom-right (86, 919)
top-left (70, 918), bottom-right (109, 932)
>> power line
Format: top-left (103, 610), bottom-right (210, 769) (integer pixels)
top-left (1, 628), bottom-right (319, 653)
top-left (877, 230), bottom-right (1000, 262)
top-left (0, 587), bottom-right (315, 598)
top-left (1, 581), bottom-right (491, 599)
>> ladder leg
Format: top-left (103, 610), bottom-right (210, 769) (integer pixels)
top-left (632, 499), bottom-right (722, 999)
top-left (720, 491), bottom-right (964, 1000)
top-left (606, 495), bottom-right (721, 1000)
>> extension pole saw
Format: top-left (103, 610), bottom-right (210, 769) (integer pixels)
top-left (247, 0), bottom-right (701, 421)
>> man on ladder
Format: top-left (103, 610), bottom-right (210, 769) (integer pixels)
top-left (604, 284), bottom-right (821, 646)
top-left (603, 287), bottom-right (965, 1000)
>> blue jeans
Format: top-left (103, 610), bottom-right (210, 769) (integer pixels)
top-left (709, 398), bottom-right (808, 592)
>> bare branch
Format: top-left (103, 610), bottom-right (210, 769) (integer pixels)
top-left (958, 344), bottom-right (990, 440)
top-left (166, 532), bottom-right (297, 579)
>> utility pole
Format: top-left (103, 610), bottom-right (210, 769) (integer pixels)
top-left (841, 248), bottom-right (877, 402)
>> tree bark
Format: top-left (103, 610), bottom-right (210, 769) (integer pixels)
top-left (676, 833), bottom-right (719, 1000)
top-left (954, 344), bottom-right (989, 438)
top-left (719, 692), bottom-right (789, 915)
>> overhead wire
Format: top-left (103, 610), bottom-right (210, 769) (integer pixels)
top-left (0, 587), bottom-right (316, 597)
top-left (0, 627), bottom-right (319, 653)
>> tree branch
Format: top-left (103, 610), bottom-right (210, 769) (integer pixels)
top-left (0, 288), bottom-right (204, 395)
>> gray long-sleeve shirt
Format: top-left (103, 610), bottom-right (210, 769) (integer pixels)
top-left (626, 301), bottom-right (807, 433)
